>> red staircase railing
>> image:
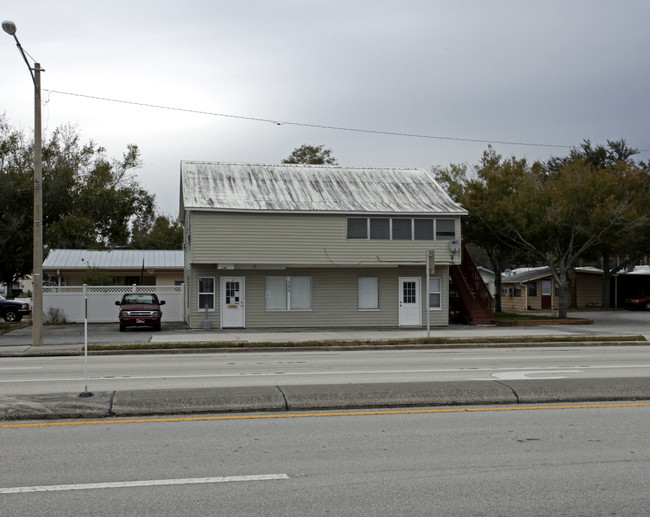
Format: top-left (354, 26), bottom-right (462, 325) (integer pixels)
top-left (449, 242), bottom-right (494, 324)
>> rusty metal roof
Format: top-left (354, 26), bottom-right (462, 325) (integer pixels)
top-left (180, 162), bottom-right (466, 216)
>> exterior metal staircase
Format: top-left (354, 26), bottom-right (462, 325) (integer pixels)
top-left (449, 242), bottom-right (494, 324)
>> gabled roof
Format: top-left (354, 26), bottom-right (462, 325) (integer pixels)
top-left (43, 249), bottom-right (184, 270)
top-left (180, 161), bottom-right (467, 216)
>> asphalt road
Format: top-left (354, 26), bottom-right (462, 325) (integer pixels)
top-left (2, 345), bottom-right (650, 395)
top-left (1, 403), bottom-right (648, 516)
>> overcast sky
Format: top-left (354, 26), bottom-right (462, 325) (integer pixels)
top-left (2, 0), bottom-right (649, 215)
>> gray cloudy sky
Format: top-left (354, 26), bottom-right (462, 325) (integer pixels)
top-left (2, 0), bottom-right (649, 214)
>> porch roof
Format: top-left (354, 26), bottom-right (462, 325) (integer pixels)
top-left (43, 249), bottom-right (184, 271)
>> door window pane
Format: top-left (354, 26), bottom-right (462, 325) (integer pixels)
top-left (392, 219), bottom-right (412, 240)
top-left (358, 277), bottom-right (379, 309)
top-left (403, 281), bottom-right (416, 304)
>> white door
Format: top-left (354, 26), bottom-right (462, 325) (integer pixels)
top-left (221, 277), bottom-right (245, 328)
top-left (399, 277), bottom-right (421, 326)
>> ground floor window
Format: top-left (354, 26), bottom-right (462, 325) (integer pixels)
top-left (266, 276), bottom-right (312, 311)
top-left (358, 277), bottom-right (379, 310)
top-left (198, 277), bottom-right (215, 310)
top-left (428, 277), bottom-right (442, 309)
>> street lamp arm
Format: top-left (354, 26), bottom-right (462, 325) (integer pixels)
top-left (3, 21), bottom-right (41, 87)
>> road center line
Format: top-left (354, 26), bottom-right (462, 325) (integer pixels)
top-left (2, 403), bottom-right (649, 429)
top-left (0, 474), bottom-right (290, 494)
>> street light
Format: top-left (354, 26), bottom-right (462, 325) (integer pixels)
top-left (3, 20), bottom-right (44, 347)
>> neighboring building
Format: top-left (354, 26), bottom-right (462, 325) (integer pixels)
top-left (500, 267), bottom-right (602, 311)
top-left (477, 267), bottom-right (496, 297)
top-left (613, 265), bottom-right (650, 308)
top-left (42, 249), bottom-right (184, 286)
top-left (180, 162), bottom-right (473, 329)
top-left (1, 276), bottom-right (32, 297)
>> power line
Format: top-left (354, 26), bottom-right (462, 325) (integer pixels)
top-left (43, 89), bottom-right (648, 152)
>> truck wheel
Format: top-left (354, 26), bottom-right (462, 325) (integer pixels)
top-left (3, 310), bottom-right (19, 323)
top-left (119, 324), bottom-right (126, 332)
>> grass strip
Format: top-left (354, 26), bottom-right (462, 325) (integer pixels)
top-left (87, 334), bottom-right (647, 351)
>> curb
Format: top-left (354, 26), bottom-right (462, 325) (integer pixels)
top-left (2, 378), bottom-right (649, 421)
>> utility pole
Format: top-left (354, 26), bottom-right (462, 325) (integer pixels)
top-left (3, 20), bottom-right (44, 346)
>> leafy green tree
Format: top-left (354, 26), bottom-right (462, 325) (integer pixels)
top-left (0, 117), bottom-right (33, 288)
top-left (130, 214), bottom-right (183, 249)
top-left (42, 127), bottom-right (155, 249)
top-left (504, 156), bottom-right (646, 317)
top-left (547, 140), bottom-right (650, 307)
top-left (0, 118), bottom-right (156, 286)
top-left (282, 144), bottom-right (338, 165)
top-left (81, 266), bottom-right (113, 286)
top-left (433, 147), bottom-right (531, 311)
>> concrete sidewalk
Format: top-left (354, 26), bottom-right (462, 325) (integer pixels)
top-left (1, 378), bottom-right (649, 421)
top-left (1, 310), bottom-right (649, 356)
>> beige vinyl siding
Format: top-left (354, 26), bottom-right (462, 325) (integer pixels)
top-left (500, 284), bottom-right (528, 312)
top-left (190, 212), bottom-right (460, 266)
top-left (574, 273), bottom-right (602, 307)
top-left (185, 266), bottom-right (449, 328)
top-left (525, 281), bottom-right (543, 311)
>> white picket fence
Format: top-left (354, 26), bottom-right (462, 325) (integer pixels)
top-left (43, 284), bottom-right (184, 323)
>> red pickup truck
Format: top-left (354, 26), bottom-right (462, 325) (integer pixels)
top-left (115, 293), bottom-right (165, 331)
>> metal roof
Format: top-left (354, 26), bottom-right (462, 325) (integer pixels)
top-left (180, 162), bottom-right (467, 215)
top-left (43, 249), bottom-right (184, 270)
top-left (501, 266), bottom-right (603, 283)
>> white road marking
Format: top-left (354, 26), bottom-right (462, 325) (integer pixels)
top-left (0, 367), bottom-right (43, 370)
top-left (0, 474), bottom-right (290, 494)
top-left (493, 370), bottom-right (583, 380)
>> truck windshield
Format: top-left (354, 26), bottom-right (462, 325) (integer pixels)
top-left (122, 294), bottom-right (158, 305)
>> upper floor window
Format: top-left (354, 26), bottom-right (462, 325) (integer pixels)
top-left (347, 218), bottom-right (368, 239)
top-left (392, 219), bottom-right (413, 240)
top-left (435, 219), bottom-right (456, 240)
top-left (347, 217), bottom-right (456, 241)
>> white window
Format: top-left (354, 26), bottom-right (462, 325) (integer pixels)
top-left (358, 277), bottom-right (379, 310)
top-left (198, 277), bottom-right (215, 311)
top-left (266, 276), bottom-right (312, 311)
top-left (428, 277), bottom-right (442, 309)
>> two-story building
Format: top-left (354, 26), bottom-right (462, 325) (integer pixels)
top-left (180, 162), bottom-right (474, 329)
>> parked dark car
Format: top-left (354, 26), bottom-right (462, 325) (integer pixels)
top-left (0, 295), bottom-right (31, 322)
top-left (624, 295), bottom-right (650, 311)
top-left (115, 293), bottom-right (165, 331)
